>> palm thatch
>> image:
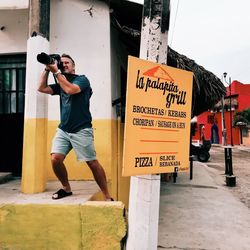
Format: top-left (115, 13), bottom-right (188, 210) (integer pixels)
top-left (111, 13), bottom-right (226, 117)
top-left (211, 96), bottom-right (238, 112)
top-left (167, 47), bottom-right (226, 116)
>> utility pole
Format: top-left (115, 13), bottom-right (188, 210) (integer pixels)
top-left (229, 77), bottom-right (233, 146)
top-left (221, 96), bottom-right (227, 146)
top-left (126, 1), bottom-right (170, 249)
top-left (223, 73), bottom-right (236, 186)
top-left (21, 0), bottom-right (50, 193)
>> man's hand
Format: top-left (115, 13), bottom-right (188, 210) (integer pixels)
top-left (44, 66), bottom-right (50, 72)
top-left (47, 63), bottom-right (59, 74)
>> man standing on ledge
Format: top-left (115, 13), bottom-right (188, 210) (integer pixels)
top-left (38, 53), bottom-right (113, 201)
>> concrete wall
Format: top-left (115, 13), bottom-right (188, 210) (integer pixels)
top-left (0, 8), bottom-right (28, 53)
top-left (0, 0), bottom-right (130, 204)
top-left (0, 0), bottom-right (28, 10)
top-left (0, 1), bottom-right (129, 246)
top-left (0, 202), bottom-right (126, 249)
top-left (43, 0), bottom-right (115, 182)
top-left (0, 0), bottom-right (115, 179)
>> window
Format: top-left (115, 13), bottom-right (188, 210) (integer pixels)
top-left (0, 54), bottom-right (26, 114)
top-left (242, 127), bottom-right (249, 137)
top-left (207, 115), bottom-right (214, 124)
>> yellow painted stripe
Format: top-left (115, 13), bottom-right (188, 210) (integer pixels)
top-left (21, 118), bottom-right (130, 206)
top-left (21, 118), bottom-right (48, 193)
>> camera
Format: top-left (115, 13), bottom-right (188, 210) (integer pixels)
top-left (37, 52), bottom-right (63, 71)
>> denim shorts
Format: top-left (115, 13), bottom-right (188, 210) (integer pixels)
top-left (51, 128), bottom-right (96, 161)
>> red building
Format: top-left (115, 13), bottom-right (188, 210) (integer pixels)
top-left (193, 80), bottom-right (250, 146)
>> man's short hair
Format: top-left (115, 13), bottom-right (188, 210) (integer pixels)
top-left (61, 53), bottom-right (75, 65)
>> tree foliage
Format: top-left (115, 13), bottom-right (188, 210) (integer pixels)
top-left (234, 108), bottom-right (250, 126)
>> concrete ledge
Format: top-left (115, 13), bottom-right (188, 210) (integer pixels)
top-left (0, 202), bottom-right (127, 250)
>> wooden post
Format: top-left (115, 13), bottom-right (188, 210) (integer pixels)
top-left (126, 1), bottom-right (170, 249)
top-left (21, 0), bottom-right (50, 193)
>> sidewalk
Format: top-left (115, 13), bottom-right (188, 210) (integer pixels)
top-left (158, 161), bottom-right (250, 250)
top-left (0, 178), bottom-right (100, 204)
top-left (213, 143), bottom-right (250, 153)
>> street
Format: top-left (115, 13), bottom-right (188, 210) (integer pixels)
top-left (207, 145), bottom-right (250, 209)
top-left (158, 145), bottom-right (250, 250)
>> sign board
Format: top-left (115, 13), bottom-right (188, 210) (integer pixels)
top-left (122, 56), bottom-right (193, 176)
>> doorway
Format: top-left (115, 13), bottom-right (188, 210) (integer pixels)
top-left (0, 54), bottom-right (26, 176)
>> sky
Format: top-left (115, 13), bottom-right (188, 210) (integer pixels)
top-left (128, 0), bottom-right (250, 84)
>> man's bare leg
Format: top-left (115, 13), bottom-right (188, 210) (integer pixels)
top-left (87, 160), bottom-right (112, 200)
top-left (51, 153), bottom-right (71, 192)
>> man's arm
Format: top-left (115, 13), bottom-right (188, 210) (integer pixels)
top-left (54, 73), bottom-right (81, 95)
top-left (48, 64), bottom-right (81, 95)
top-left (37, 69), bottom-right (54, 94)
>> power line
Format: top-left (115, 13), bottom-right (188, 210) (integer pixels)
top-left (170, 0), bottom-right (180, 47)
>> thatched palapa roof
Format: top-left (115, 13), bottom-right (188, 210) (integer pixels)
top-left (111, 13), bottom-right (226, 117)
top-left (167, 47), bottom-right (226, 116)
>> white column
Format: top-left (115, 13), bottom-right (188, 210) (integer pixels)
top-left (127, 175), bottom-right (160, 249)
top-left (24, 36), bottom-right (49, 119)
top-left (126, 1), bottom-right (170, 249)
top-left (21, 36), bottom-right (50, 193)
top-left (21, 0), bottom-right (50, 193)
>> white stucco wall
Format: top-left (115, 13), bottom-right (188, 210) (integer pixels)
top-left (0, 9), bottom-right (28, 53)
top-left (48, 0), bottom-right (112, 120)
top-left (0, 0), bottom-right (113, 121)
top-left (0, 0), bottom-right (28, 9)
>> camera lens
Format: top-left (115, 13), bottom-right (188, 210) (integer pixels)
top-left (37, 52), bottom-right (54, 65)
